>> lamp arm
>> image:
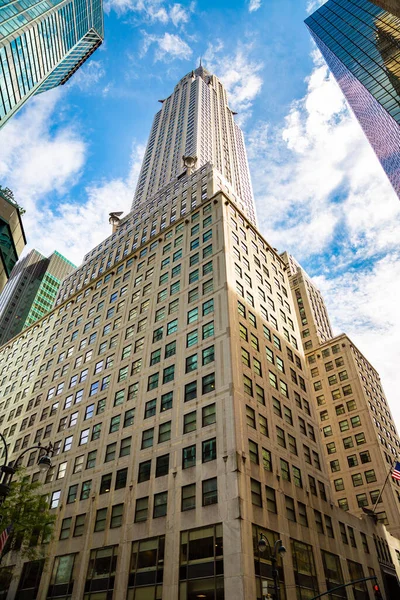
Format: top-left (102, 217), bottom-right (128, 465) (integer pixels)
top-left (12, 443), bottom-right (53, 468)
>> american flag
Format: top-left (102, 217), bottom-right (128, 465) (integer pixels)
top-left (0, 524), bottom-right (11, 554)
top-left (392, 461), bottom-right (400, 481)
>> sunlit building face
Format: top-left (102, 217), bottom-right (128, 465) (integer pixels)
top-left (306, 0), bottom-right (400, 199)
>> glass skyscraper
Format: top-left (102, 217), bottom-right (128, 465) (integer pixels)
top-left (305, 0), bottom-right (400, 199)
top-left (0, 186), bottom-right (26, 293)
top-left (0, 248), bottom-right (75, 344)
top-left (0, 0), bottom-right (104, 128)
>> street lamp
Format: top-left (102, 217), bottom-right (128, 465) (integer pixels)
top-left (0, 432), bottom-right (54, 500)
top-left (258, 533), bottom-right (286, 600)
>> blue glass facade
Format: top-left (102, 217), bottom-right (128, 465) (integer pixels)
top-left (0, 0), bottom-right (104, 127)
top-left (306, 0), bottom-right (400, 198)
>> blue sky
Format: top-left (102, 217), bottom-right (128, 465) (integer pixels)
top-left (1, 0), bottom-right (400, 427)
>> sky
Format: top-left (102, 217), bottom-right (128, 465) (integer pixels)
top-left (1, 0), bottom-right (400, 429)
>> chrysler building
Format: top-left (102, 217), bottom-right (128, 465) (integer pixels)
top-left (132, 66), bottom-right (257, 226)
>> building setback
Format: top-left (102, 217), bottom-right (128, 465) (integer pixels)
top-left (281, 252), bottom-right (334, 351)
top-left (0, 69), bottom-right (399, 599)
top-left (285, 253), bottom-right (400, 538)
top-left (0, 249), bottom-right (75, 345)
top-left (0, 0), bottom-right (104, 128)
top-left (0, 187), bottom-right (26, 294)
top-left (305, 0), bottom-right (400, 199)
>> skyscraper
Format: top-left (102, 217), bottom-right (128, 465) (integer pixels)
top-left (305, 0), bottom-right (400, 199)
top-left (0, 249), bottom-right (75, 345)
top-left (0, 186), bottom-right (26, 293)
top-left (0, 0), bottom-right (104, 128)
top-left (281, 252), bottom-right (334, 351)
top-left (133, 66), bottom-right (257, 226)
top-left (284, 253), bottom-right (400, 537)
top-left (1, 68), bottom-right (400, 599)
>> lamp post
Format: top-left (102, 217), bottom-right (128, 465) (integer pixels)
top-left (258, 533), bottom-right (286, 600)
top-left (0, 432), bottom-right (54, 500)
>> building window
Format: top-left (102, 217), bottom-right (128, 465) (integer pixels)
top-left (184, 381), bottom-right (197, 402)
top-left (251, 479), bottom-right (262, 507)
top-left (50, 490), bottom-right (61, 509)
top-left (291, 539), bottom-right (319, 599)
top-left (86, 450), bottom-right (97, 469)
top-left (109, 416), bottom-right (120, 433)
top-left (120, 437), bottom-right (131, 457)
top-left (142, 428), bottom-right (154, 449)
top-left (100, 473), bottom-right (112, 494)
top-left (73, 514), bottom-right (85, 537)
top-left (156, 454), bottom-right (169, 477)
top-left (67, 485), bottom-right (78, 504)
top-left (138, 460), bottom-right (151, 483)
top-left (202, 404), bottom-right (216, 427)
top-left (105, 443), bottom-right (116, 462)
top-left (334, 478), bottom-right (345, 492)
top-left (145, 399), bottom-right (157, 419)
top-left (94, 508), bottom-right (107, 532)
top-left (124, 409), bottom-right (135, 427)
top-left (81, 480), bottom-right (92, 500)
top-left (297, 502), bottom-right (308, 527)
top-left (163, 365), bottom-right (175, 383)
top-left (148, 373), bottom-right (159, 391)
top-left (186, 354), bottom-right (198, 373)
top-left (47, 554), bottom-right (76, 599)
top-left (85, 546), bottom-right (118, 598)
top-left (265, 486), bottom-right (277, 513)
top-left (352, 473), bottom-right (363, 487)
top-left (135, 497), bottom-right (149, 522)
top-left (202, 478), bottom-right (218, 506)
top-left (179, 524), bottom-right (223, 598)
top-left (158, 421), bottom-right (171, 443)
top-left (202, 373), bottom-right (215, 394)
top-left (110, 504), bottom-right (124, 528)
top-left (16, 561), bottom-right (45, 600)
top-left (321, 551), bottom-right (345, 596)
top-left (293, 466), bottom-right (302, 488)
top-left (183, 445), bottom-right (196, 469)
top-left (183, 411), bottom-right (196, 434)
top-left (153, 492), bottom-right (168, 518)
top-left (285, 495), bottom-right (296, 522)
top-left (59, 518), bottom-right (72, 540)
top-left (127, 536), bottom-right (165, 597)
top-left (202, 438), bottom-right (216, 462)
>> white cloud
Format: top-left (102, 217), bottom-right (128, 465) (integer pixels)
top-left (66, 60), bottom-right (106, 92)
top-left (105, 0), bottom-right (193, 27)
top-left (249, 0), bottom-right (261, 12)
top-left (35, 143), bottom-right (144, 264)
top-left (248, 56), bottom-right (400, 264)
top-left (0, 90), bottom-right (86, 210)
top-left (141, 31), bottom-right (192, 61)
top-left (204, 41), bottom-right (263, 118)
top-left (245, 49), bottom-right (400, 429)
top-left (314, 256), bottom-right (400, 427)
top-left (170, 3), bottom-right (192, 26)
top-left (306, 0), bottom-right (327, 13)
top-left (0, 87), bottom-right (145, 266)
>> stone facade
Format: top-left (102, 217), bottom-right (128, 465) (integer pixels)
top-left (0, 172), bottom-right (399, 598)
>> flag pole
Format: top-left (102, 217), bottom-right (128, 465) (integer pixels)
top-left (372, 458), bottom-right (397, 514)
